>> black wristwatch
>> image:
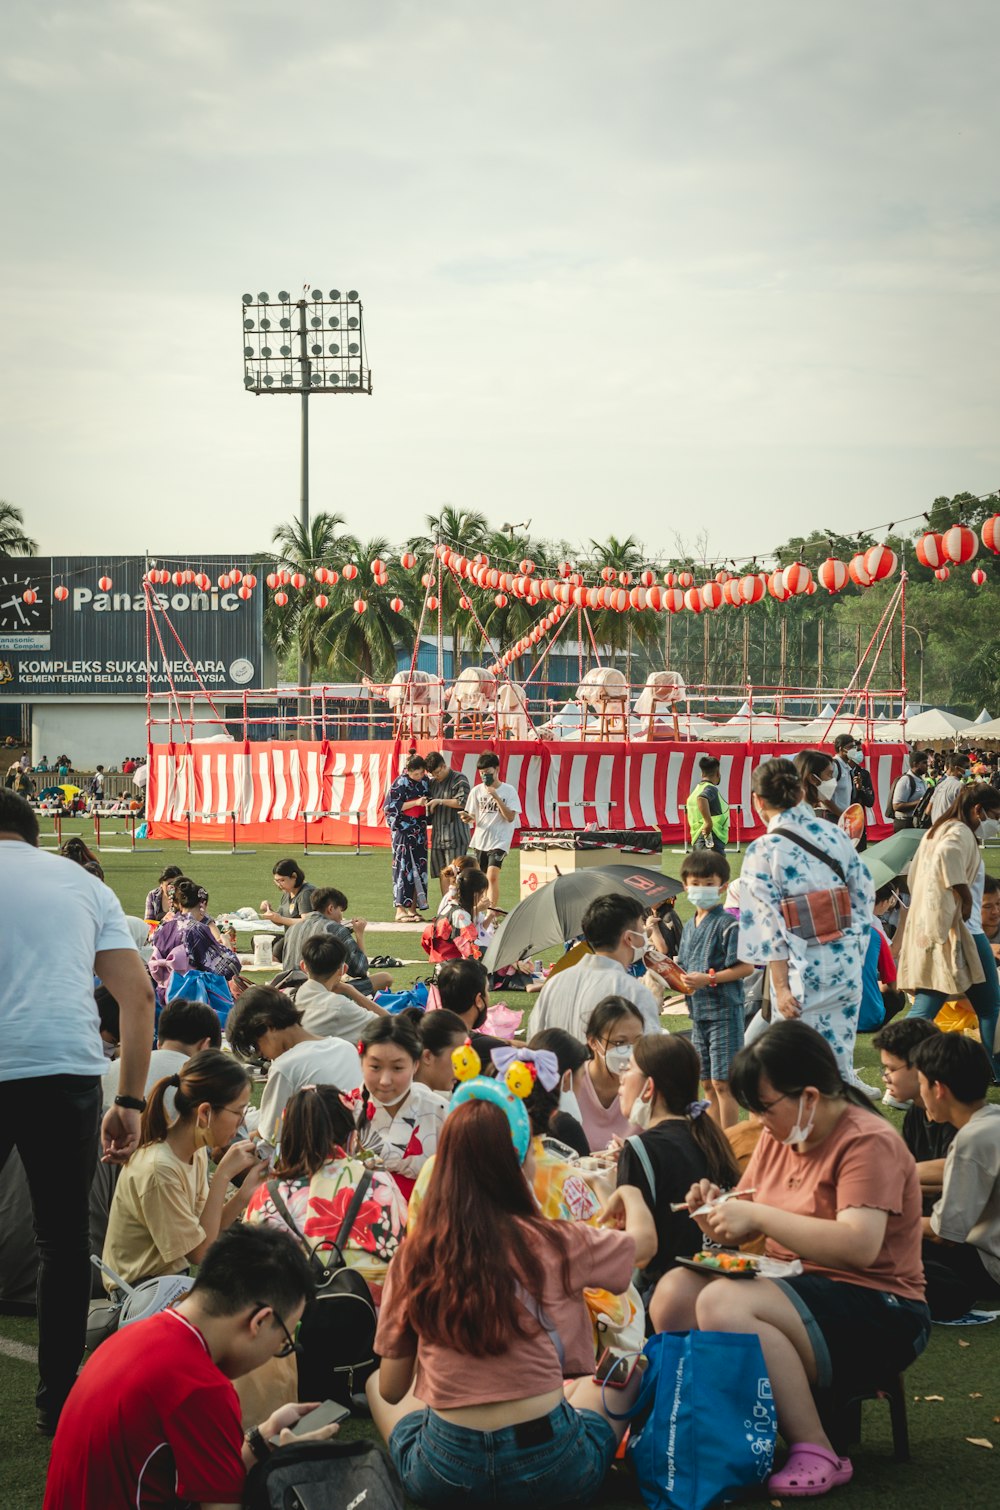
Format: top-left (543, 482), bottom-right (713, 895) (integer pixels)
top-left (113, 1094), bottom-right (147, 1112)
top-left (245, 1426), bottom-right (272, 1462)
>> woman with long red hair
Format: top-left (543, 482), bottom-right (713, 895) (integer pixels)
top-left (368, 1095), bottom-right (655, 1506)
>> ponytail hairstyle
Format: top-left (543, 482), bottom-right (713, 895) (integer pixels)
top-left (633, 1034), bottom-right (739, 1186)
top-left (751, 757), bottom-right (802, 813)
top-left (139, 1048), bottom-right (249, 1147)
top-left (172, 877), bottom-right (208, 911)
top-left (356, 1013), bottom-right (422, 1126)
top-left (456, 867), bottom-right (489, 917)
top-left (793, 748), bottom-right (833, 801)
top-left (927, 780), bottom-right (1000, 840)
top-left (729, 1019), bottom-right (882, 1118)
top-left (276, 1085), bottom-right (357, 1179)
top-left (272, 857), bottom-right (306, 888)
top-left (60, 837), bottom-right (100, 868)
top-left (399, 1006), bottom-right (469, 1058)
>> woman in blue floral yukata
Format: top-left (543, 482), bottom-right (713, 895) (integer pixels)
top-left (738, 758), bottom-right (875, 1084)
top-left (244, 1084), bottom-right (407, 1312)
top-left (384, 754), bottom-right (431, 921)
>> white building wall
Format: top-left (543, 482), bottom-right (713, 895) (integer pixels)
top-left (30, 702), bottom-right (220, 768)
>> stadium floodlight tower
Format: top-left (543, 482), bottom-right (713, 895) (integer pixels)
top-left (240, 286), bottom-right (373, 703)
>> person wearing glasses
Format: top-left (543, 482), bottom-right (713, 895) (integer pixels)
top-left (43, 1226), bottom-right (338, 1509)
top-left (102, 1051), bottom-right (269, 1294)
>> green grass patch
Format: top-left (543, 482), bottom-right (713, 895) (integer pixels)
top-left (7, 826), bottom-right (999, 1506)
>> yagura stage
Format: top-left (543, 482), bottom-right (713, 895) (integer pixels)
top-left (147, 739), bottom-right (906, 847)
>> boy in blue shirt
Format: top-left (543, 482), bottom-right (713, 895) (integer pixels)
top-left (676, 850), bottom-right (754, 1128)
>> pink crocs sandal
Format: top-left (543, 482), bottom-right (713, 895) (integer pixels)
top-left (768, 1443), bottom-right (854, 1498)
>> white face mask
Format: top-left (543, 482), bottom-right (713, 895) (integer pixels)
top-left (604, 1044), bottom-right (634, 1077)
top-left (686, 885), bottom-right (721, 909)
top-left (781, 1093), bottom-right (816, 1146)
top-left (817, 778), bottom-right (838, 802)
top-left (366, 1087), bottom-right (410, 1111)
top-left (848, 749), bottom-right (863, 765)
top-left (627, 1082), bottom-right (654, 1128)
top-left (627, 931), bottom-right (647, 965)
top-left (559, 1083), bottom-right (583, 1123)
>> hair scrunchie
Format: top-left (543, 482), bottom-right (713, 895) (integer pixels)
top-left (168, 1074), bottom-right (182, 1088)
top-left (687, 1099), bottom-right (711, 1119)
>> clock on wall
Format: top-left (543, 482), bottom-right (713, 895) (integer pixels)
top-left (0, 560), bottom-right (52, 648)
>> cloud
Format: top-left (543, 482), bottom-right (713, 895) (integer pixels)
top-left (2, 0), bottom-right (1000, 560)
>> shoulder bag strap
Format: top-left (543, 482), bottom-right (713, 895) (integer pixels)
top-left (514, 1282), bottom-right (566, 1370)
top-left (266, 1178), bottom-right (308, 1244)
top-left (771, 827), bottom-right (848, 886)
top-left (624, 1134), bottom-right (657, 1206)
top-left (327, 1168), bottom-right (374, 1268)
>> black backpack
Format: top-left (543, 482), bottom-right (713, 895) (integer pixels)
top-left (244, 1440), bottom-right (404, 1510)
top-left (912, 785), bottom-right (935, 830)
top-left (838, 756), bottom-right (875, 810)
top-left (266, 1174), bottom-right (378, 1406)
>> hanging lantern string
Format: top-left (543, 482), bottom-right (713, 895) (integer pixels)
top-left (441, 559), bottom-right (546, 741)
top-left (430, 488), bottom-right (1000, 578)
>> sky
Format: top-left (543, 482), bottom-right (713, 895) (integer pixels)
top-left (3, 0), bottom-right (1000, 566)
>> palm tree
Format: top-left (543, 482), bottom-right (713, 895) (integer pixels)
top-left (0, 502), bottom-right (36, 556)
top-left (317, 534), bottom-right (420, 681)
top-left (266, 511), bottom-right (354, 686)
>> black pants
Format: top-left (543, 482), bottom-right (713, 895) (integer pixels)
top-left (0, 1074), bottom-right (101, 1422)
top-left (922, 1237), bottom-right (1000, 1321)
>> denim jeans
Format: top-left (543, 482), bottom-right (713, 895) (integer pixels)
top-left (389, 1400), bottom-right (617, 1507)
top-left (0, 1073), bottom-right (101, 1422)
top-left (908, 932), bottom-right (1000, 1074)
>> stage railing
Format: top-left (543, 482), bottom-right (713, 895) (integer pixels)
top-left (146, 678), bottom-right (908, 746)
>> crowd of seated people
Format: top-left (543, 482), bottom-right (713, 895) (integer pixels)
top-left (10, 808), bottom-right (997, 1509)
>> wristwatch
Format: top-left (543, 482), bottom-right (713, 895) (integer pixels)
top-left (245, 1426), bottom-right (271, 1462)
top-left (113, 1094), bottom-right (147, 1112)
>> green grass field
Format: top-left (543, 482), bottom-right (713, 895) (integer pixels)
top-left (3, 823), bottom-right (999, 1507)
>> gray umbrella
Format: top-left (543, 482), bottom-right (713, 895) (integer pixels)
top-left (482, 864), bottom-right (682, 971)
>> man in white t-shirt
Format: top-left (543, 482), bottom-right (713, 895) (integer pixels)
top-left (461, 752), bottom-right (521, 910)
top-left (0, 791), bottom-right (154, 1433)
top-left (531, 893), bottom-right (663, 1040)
top-left (227, 984), bottom-right (362, 1148)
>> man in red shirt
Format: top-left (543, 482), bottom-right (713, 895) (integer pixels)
top-left (44, 1226), bottom-right (336, 1509)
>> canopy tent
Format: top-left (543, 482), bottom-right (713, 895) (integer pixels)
top-left (962, 715), bottom-right (1000, 746)
top-left (975, 708), bottom-right (994, 724)
top-left (797, 716), bottom-right (905, 744)
top-left (902, 708), bottom-right (973, 747)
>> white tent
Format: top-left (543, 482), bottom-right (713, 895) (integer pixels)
top-left (903, 708), bottom-right (972, 746)
top-left (975, 708), bottom-right (993, 724)
top-left (703, 718), bottom-right (810, 743)
top-left (963, 715), bottom-right (1000, 746)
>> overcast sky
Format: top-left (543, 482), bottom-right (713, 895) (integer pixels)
top-left (3, 1), bottom-right (999, 566)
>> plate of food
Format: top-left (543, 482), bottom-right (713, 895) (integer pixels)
top-left (676, 1251), bottom-right (803, 1280)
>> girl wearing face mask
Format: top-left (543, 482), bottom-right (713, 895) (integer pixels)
top-left (611, 1035), bottom-right (738, 1298)
top-left (576, 997), bottom-right (645, 1150)
top-left (648, 1022), bottom-right (929, 1500)
top-left (526, 1029), bottom-right (591, 1158)
top-left (102, 1050), bottom-right (265, 1293)
top-left (898, 782), bottom-right (1000, 1076)
top-left (352, 1016), bottom-right (449, 1201)
top-left (794, 749), bottom-right (841, 821)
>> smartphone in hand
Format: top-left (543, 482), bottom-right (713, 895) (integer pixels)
top-left (270, 1398), bottom-right (349, 1445)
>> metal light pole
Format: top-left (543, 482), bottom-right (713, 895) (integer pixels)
top-left (241, 286), bottom-right (373, 714)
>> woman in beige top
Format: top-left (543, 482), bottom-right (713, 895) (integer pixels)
top-left (102, 1050), bottom-right (267, 1290)
top-left (897, 783), bottom-right (1000, 1073)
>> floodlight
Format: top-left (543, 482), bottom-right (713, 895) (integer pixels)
top-left (278, 290), bottom-right (290, 301)
top-left (242, 293), bottom-right (253, 304)
top-left (347, 290), bottom-right (358, 300)
top-left (258, 292), bottom-right (269, 302)
top-left (329, 288), bottom-right (340, 299)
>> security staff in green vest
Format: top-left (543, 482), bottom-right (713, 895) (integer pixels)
top-left (685, 756), bottom-right (730, 855)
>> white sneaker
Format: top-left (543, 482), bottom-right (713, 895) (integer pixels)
top-left (846, 1072), bottom-right (882, 1101)
top-left (882, 1089), bottom-right (912, 1110)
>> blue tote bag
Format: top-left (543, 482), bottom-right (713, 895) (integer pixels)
top-left (626, 1331), bottom-right (776, 1510)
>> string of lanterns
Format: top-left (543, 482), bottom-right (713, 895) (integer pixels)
top-left (36, 514), bottom-right (999, 614)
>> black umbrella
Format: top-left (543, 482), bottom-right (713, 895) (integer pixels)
top-left (482, 864), bottom-right (682, 971)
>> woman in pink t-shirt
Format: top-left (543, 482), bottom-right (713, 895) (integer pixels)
top-left (368, 1098), bottom-right (655, 1507)
top-left (649, 1022), bottom-right (930, 1500)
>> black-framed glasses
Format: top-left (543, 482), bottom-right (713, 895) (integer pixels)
top-left (254, 1302), bottom-right (300, 1358)
top-left (756, 1092), bottom-right (797, 1115)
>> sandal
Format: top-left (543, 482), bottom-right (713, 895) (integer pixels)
top-left (768, 1444), bottom-right (853, 1498)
